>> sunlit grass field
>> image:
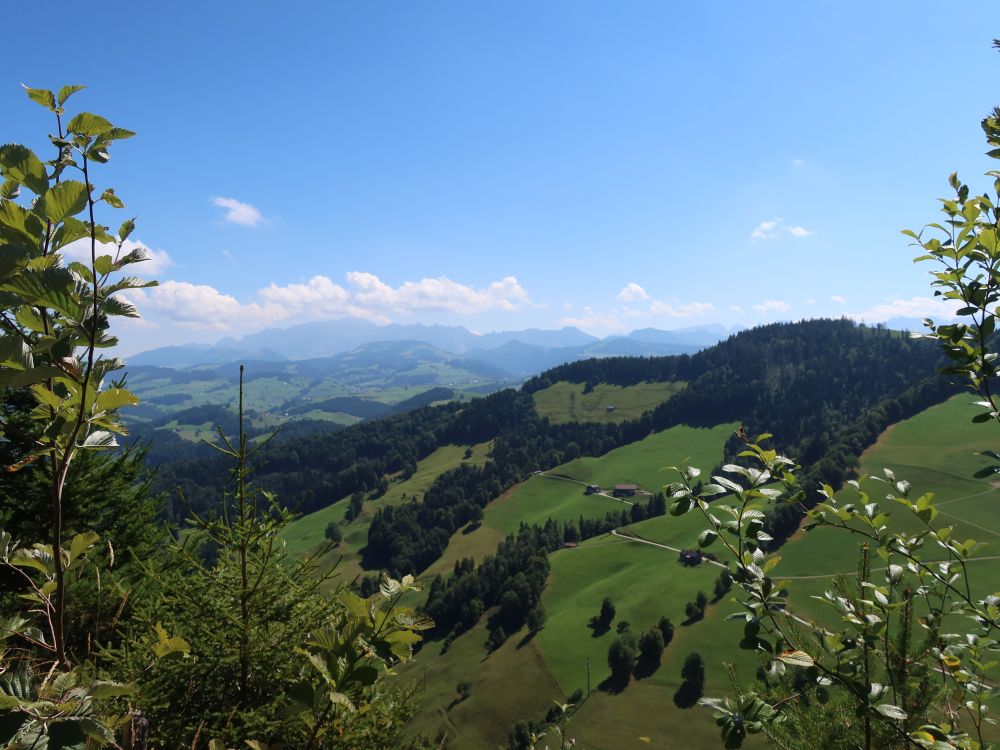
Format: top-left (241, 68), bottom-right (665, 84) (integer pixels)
top-left (532, 380), bottom-right (685, 424)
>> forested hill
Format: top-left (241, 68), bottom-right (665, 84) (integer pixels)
top-left (150, 318), bottom-right (956, 569)
top-left (525, 318), bottom-right (950, 464)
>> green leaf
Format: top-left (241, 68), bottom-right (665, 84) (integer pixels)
top-left (87, 145), bottom-right (110, 163)
top-left (57, 85), bottom-right (87, 106)
top-left (82, 431), bottom-right (118, 449)
top-left (0, 365), bottom-right (65, 387)
top-left (152, 623), bottom-right (191, 659)
top-left (78, 718), bottom-right (116, 745)
top-left (35, 180), bottom-right (88, 223)
top-left (86, 680), bottom-right (134, 699)
top-left (0, 334), bottom-right (32, 369)
top-left (698, 529), bottom-right (718, 548)
top-left (66, 112), bottom-right (114, 137)
top-left (100, 188), bottom-right (124, 208)
top-left (874, 703), bottom-right (908, 721)
top-left (0, 200), bottom-right (43, 243)
top-left (777, 650), bottom-right (814, 667)
top-left (119, 218), bottom-right (135, 242)
top-left (22, 85), bottom-right (55, 110)
top-left (95, 388), bottom-right (139, 413)
top-left (0, 144), bottom-right (48, 195)
top-left (103, 127), bottom-right (136, 141)
top-left (50, 217), bottom-right (91, 251)
top-left (0, 266), bottom-right (81, 318)
top-left (68, 532), bottom-right (99, 562)
top-left (94, 254), bottom-right (114, 276)
top-left (338, 590), bottom-right (372, 622)
top-left (8, 546), bottom-right (54, 575)
top-left (100, 294), bottom-right (139, 318)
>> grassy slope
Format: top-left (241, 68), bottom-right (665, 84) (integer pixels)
top-left (779, 394), bottom-right (1000, 622)
top-left (279, 442), bottom-right (491, 581)
top-left (406, 421), bottom-right (744, 749)
top-left (533, 380), bottom-right (685, 424)
top-left (408, 397), bottom-right (1000, 748)
top-left (420, 423), bottom-right (737, 585)
top-left (399, 618), bottom-right (565, 749)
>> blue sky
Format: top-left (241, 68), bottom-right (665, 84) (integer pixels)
top-left (4, 2), bottom-right (997, 354)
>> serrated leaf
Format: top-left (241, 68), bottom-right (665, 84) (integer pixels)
top-left (86, 680), bottom-right (134, 699)
top-left (68, 532), bottom-right (99, 563)
top-left (94, 388), bottom-right (139, 413)
top-left (0, 144), bottom-right (48, 195)
top-left (57, 85), bottom-right (87, 106)
top-left (66, 112), bottom-right (114, 137)
top-left (712, 476), bottom-right (743, 493)
top-left (22, 85), bottom-right (55, 110)
top-left (100, 188), bottom-right (124, 208)
top-left (35, 180), bottom-right (88, 223)
top-left (777, 650), bottom-right (814, 667)
top-left (0, 265), bottom-right (81, 317)
top-left (152, 623), bottom-right (190, 659)
top-left (338, 590), bottom-right (371, 622)
top-left (874, 703), bottom-right (908, 720)
top-left (0, 364), bottom-right (65, 387)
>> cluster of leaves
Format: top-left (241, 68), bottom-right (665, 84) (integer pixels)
top-left (0, 530), bottom-right (137, 748)
top-left (0, 86), bottom-right (433, 750)
top-left (666, 435), bottom-right (993, 749)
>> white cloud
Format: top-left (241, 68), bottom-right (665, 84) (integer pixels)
top-left (344, 272), bottom-right (532, 314)
top-left (559, 307), bottom-right (627, 336)
top-left (830, 295), bottom-right (847, 304)
top-left (751, 217), bottom-right (783, 241)
top-left (648, 300), bottom-right (715, 318)
top-left (751, 217), bottom-right (812, 241)
top-left (130, 281), bottom-right (285, 330)
top-left (729, 304), bottom-right (744, 313)
top-left (617, 282), bottom-right (650, 302)
top-left (803, 298), bottom-right (817, 305)
top-left (211, 196), bottom-right (264, 227)
top-left (792, 159), bottom-right (805, 168)
top-left (752, 300), bottom-right (791, 313)
top-left (128, 272), bottom-right (534, 332)
top-left (60, 237), bottom-right (172, 276)
top-left (849, 296), bottom-right (960, 324)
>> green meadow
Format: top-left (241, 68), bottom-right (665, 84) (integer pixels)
top-left (778, 395), bottom-right (1000, 621)
top-left (405, 420), bottom-right (748, 748)
top-left (404, 396), bottom-right (1000, 748)
top-left (420, 422), bottom-right (737, 583)
top-left (533, 380), bottom-right (685, 424)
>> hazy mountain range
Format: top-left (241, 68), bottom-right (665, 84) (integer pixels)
top-left (130, 321), bottom-right (743, 378)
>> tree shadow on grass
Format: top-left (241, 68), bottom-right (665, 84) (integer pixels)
top-left (633, 656), bottom-right (661, 681)
top-left (597, 673), bottom-right (630, 695)
top-left (588, 618), bottom-right (611, 638)
top-left (672, 681), bottom-right (703, 708)
top-left (516, 628), bottom-right (539, 649)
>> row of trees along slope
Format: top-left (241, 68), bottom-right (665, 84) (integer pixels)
top-left (149, 318), bottom-right (956, 580)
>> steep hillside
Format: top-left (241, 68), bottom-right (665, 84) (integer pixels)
top-left (142, 318), bottom-right (969, 748)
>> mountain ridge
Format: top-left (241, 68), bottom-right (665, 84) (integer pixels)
top-left (130, 321), bottom-right (738, 372)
